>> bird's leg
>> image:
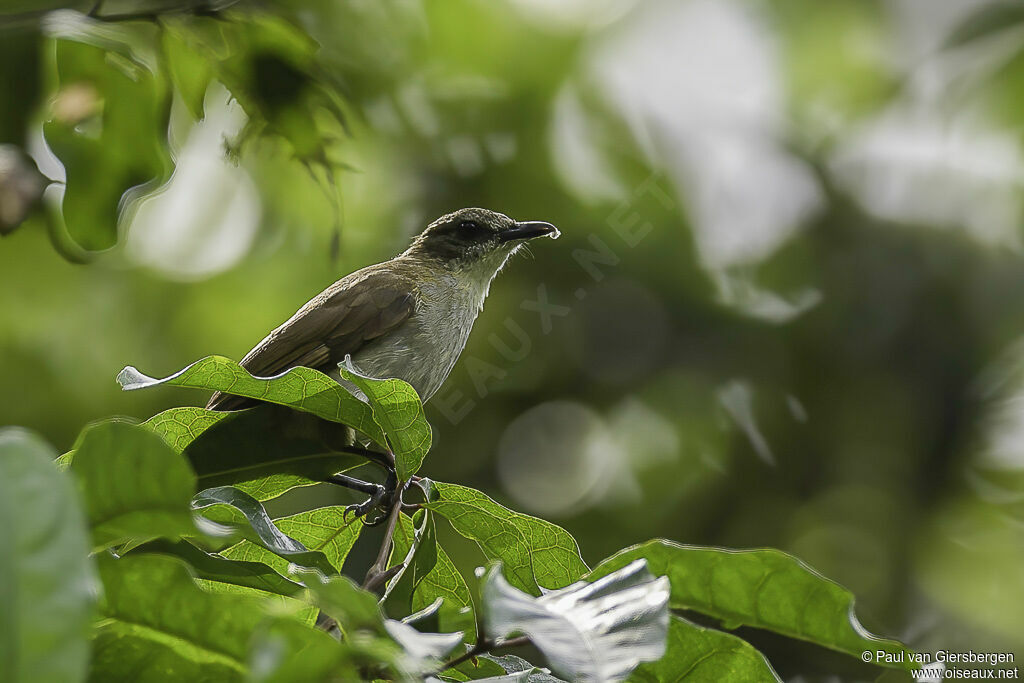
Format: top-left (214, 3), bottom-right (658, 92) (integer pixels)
top-left (330, 473), bottom-right (389, 522)
top-left (329, 466), bottom-right (399, 526)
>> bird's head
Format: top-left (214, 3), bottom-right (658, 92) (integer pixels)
top-left (405, 208), bottom-right (559, 276)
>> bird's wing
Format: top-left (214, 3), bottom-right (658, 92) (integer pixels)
top-left (207, 269), bottom-right (417, 411)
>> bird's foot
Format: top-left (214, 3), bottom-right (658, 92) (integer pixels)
top-left (331, 471), bottom-right (398, 526)
top-left (342, 484), bottom-right (388, 523)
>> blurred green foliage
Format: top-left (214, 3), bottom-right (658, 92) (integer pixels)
top-left (3, 0), bottom-right (1024, 678)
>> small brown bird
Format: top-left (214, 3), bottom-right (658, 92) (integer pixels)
top-left (207, 208), bottom-right (559, 411)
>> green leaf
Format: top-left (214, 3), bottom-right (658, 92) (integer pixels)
top-left (91, 553), bottom-right (318, 681)
top-left (218, 505), bottom-right (363, 575)
top-left (118, 356), bottom-right (386, 446)
top-left (382, 510), bottom-right (438, 617)
top-left (176, 404), bottom-right (365, 500)
top-left (143, 406), bottom-right (229, 454)
top-left (340, 361), bottom-right (432, 481)
top-left (388, 512), bottom-right (476, 641)
top-left (193, 487), bottom-right (337, 576)
top-left (44, 31), bottom-right (171, 251)
top-left (131, 540), bottom-right (303, 597)
top-left (0, 427), bottom-right (96, 683)
top-left (426, 482), bottom-right (588, 594)
top-left (161, 24), bottom-right (213, 121)
top-left (291, 569), bottom-right (385, 634)
top-left (248, 614), bottom-right (358, 682)
top-left (588, 540), bottom-right (915, 671)
top-left (480, 560), bottom-right (668, 682)
top-left (69, 420), bottom-right (197, 551)
top-left (629, 617), bottom-right (780, 682)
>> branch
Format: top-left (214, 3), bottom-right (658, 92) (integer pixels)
top-left (361, 489), bottom-right (404, 591)
top-left (436, 635), bottom-right (531, 673)
top-left (0, 1), bottom-right (241, 28)
top-left (337, 444), bottom-right (394, 470)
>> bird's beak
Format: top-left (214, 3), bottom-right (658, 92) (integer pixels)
top-left (499, 220), bottom-right (561, 243)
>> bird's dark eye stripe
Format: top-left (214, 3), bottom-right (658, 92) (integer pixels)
top-left (459, 220), bottom-right (481, 231)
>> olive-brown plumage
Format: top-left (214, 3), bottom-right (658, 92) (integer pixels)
top-left (207, 208), bottom-right (558, 411)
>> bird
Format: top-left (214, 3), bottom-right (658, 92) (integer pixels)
top-left (205, 207), bottom-right (559, 517)
top-left (207, 207), bottom-right (559, 411)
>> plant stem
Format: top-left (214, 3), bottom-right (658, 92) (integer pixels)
top-left (437, 635), bottom-right (531, 673)
top-left (361, 486), bottom-right (404, 590)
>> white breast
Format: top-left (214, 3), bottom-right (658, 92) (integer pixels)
top-left (334, 270), bottom-right (488, 402)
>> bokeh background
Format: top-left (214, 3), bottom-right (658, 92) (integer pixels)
top-left (3, 0), bottom-right (1024, 678)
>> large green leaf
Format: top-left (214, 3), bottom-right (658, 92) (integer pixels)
top-left (0, 427), bottom-right (96, 683)
top-left (219, 505), bottom-right (363, 575)
top-left (176, 404), bottom-right (365, 500)
top-left (588, 540), bottom-right (914, 671)
top-left (118, 356), bottom-right (385, 445)
top-left (69, 420), bottom-right (197, 551)
top-left (90, 553), bottom-right (322, 681)
top-left (480, 560), bottom-right (668, 683)
top-left (388, 512), bottom-right (476, 641)
top-left (629, 617), bottom-right (780, 682)
top-left (340, 362), bottom-right (432, 481)
top-left (426, 482), bottom-right (588, 594)
top-left (193, 487), bottom-right (337, 576)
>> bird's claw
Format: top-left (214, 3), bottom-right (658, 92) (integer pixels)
top-left (342, 483), bottom-right (390, 525)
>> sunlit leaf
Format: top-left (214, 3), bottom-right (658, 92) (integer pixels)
top-left (118, 356), bottom-right (386, 446)
top-left (69, 420), bottom-right (197, 551)
top-left (219, 505), bottom-right (363, 575)
top-left (193, 486), bottom-right (337, 575)
top-left (480, 560), bottom-right (669, 683)
top-left (629, 616), bottom-right (780, 682)
top-left (340, 360), bottom-right (432, 481)
top-left (588, 540), bottom-right (915, 671)
top-left (0, 428), bottom-right (95, 683)
top-left (143, 406), bottom-right (229, 454)
top-left (426, 482), bottom-right (588, 594)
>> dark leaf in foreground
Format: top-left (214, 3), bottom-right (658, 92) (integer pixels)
top-left (70, 420), bottom-right (197, 551)
top-left (0, 427), bottom-right (96, 683)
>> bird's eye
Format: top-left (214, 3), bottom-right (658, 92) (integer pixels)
top-left (459, 220), bottom-right (481, 232)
